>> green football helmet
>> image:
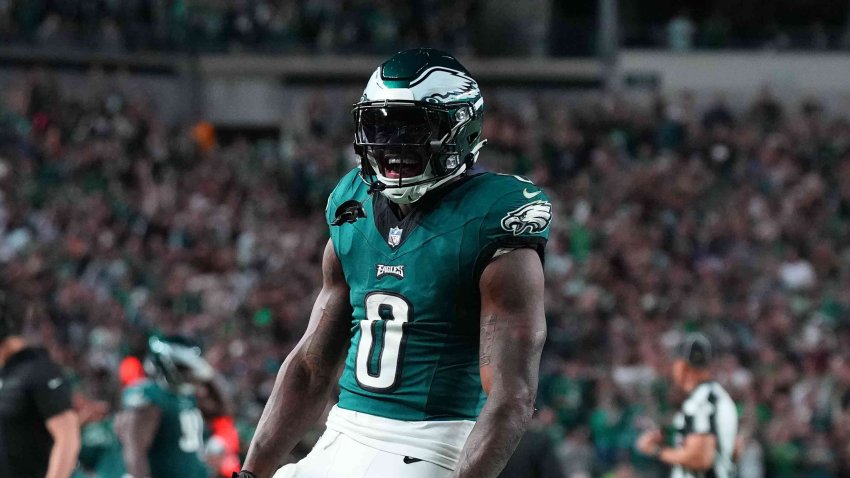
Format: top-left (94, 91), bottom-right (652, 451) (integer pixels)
top-left (353, 48), bottom-right (486, 204)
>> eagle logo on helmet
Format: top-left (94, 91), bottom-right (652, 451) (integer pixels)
top-left (422, 77), bottom-right (478, 103)
top-left (501, 201), bottom-right (552, 235)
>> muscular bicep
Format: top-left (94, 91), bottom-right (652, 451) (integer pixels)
top-left (294, 239), bottom-right (353, 378)
top-left (478, 248), bottom-right (546, 397)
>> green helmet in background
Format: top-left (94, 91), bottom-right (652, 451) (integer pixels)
top-left (353, 48), bottom-right (486, 204)
top-left (144, 336), bottom-right (213, 394)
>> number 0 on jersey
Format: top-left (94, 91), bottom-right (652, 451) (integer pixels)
top-left (355, 292), bottom-right (411, 391)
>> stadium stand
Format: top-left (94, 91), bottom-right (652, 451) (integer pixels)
top-left (2, 68), bottom-right (850, 477)
top-left (2, 2), bottom-right (850, 477)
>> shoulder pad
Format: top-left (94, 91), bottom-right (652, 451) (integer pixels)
top-left (478, 173), bottom-right (552, 241)
top-left (468, 173), bottom-right (552, 278)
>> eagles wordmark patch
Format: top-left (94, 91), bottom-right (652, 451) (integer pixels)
top-left (501, 200), bottom-right (552, 235)
top-left (376, 264), bottom-right (405, 279)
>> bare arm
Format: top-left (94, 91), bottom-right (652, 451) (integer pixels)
top-left (44, 410), bottom-right (81, 478)
top-left (242, 240), bottom-right (352, 478)
top-left (658, 433), bottom-right (717, 471)
top-left (453, 248), bottom-right (547, 478)
top-left (117, 406), bottom-right (162, 478)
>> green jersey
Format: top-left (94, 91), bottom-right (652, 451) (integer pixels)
top-left (75, 418), bottom-right (125, 478)
top-left (326, 169), bottom-right (552, 421)
top-left (121, 380), bottom-right (208, 478)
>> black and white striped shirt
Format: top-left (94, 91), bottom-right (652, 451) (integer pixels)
top-left (672, 381), bottom-right (738, 478)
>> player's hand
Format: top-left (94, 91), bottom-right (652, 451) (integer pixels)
top-left (636, 429), bottom-right (663, 455)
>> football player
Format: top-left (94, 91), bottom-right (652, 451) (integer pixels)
top-left (237, 48), bottom-right (553, 478)
top-left (116, 336), bottom-right (211, 478)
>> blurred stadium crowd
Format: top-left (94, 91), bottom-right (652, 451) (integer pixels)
top-left (3, 0), bottom-right (850, 55)
top-left (2, 67), bottom-right (850, 478)
top-left (0, 0), bottom-right (477, 54)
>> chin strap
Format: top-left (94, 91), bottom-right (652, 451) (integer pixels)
top-left (429, 164), bottom-right (467, 191)
top-left (366, 181), bottom-right (387, 195)
top-left (425, 140), bottom-right (485, 193)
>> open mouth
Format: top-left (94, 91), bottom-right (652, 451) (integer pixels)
top-left (383, 154), bottom-right (426, 179)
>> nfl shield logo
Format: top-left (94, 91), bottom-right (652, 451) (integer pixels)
top-left (388, 227), bottom-right (403, 247)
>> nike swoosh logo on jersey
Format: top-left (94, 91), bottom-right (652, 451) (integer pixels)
top-left (403, 456), bottom-right (423, 464)
top-left (523, 188), bottom-right (542, 199)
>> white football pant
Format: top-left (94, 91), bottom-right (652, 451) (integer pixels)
top-left (273, 430), bottom-right (453, 478)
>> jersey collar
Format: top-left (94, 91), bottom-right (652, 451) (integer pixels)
top-left (371, 173), bottom-right (476, 250)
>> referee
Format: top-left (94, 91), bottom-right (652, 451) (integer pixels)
top-left (0, 293), bottom-right (80, 478)
top-left (636, 333), bottom-right (738, 478)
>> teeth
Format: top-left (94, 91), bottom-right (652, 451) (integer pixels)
top-left (386, 157), bottom-right (418, 166)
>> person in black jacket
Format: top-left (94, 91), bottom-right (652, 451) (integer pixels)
top-left (0, 292), bottom-right (80, 478)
